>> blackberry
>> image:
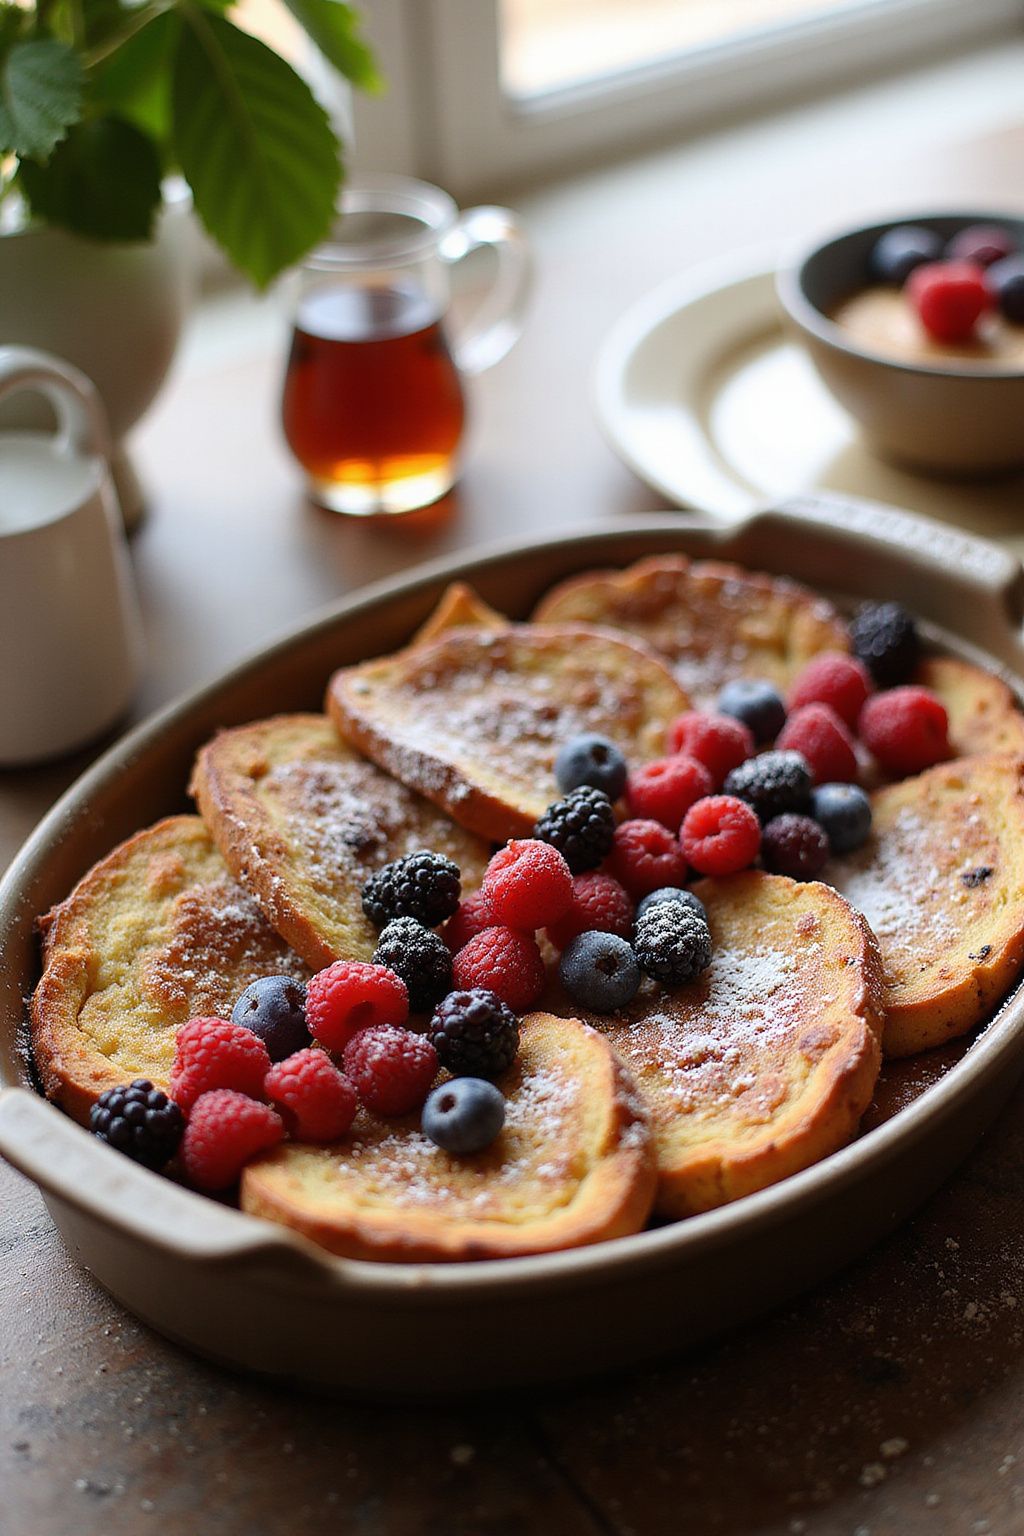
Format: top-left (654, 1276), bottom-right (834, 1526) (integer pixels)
top-left (554, 734), bottom-right (628, 799)
top-left (422, 1078), bottom-right (506, 1155)
top-left (633, 904), bottom-right (712, 988)
top-left (849, 602), bottom-right (919, 687)
top-left (362, 850), bottom-right (461, 929)
top-left (761, 813), bottom-right (830, 880)
top-left (559, 931), bottom-right (640, 1012)
top-left (90, 1080), bottom-right (184, 1170)
top-left (717, 679), bottom-right (786, 745)
top-left (723, 750), bottom-right (812, 823)
top-left (428, 988), bottom-right (520, 1078)
top-left (636, 886), bottom-right (707, 926)
top-left (373, 917), bottom-right (453, 1012)
top-left (231, 975), bottom-right (311, 1061)
top-left (534, 785), bottom-right (615, 873)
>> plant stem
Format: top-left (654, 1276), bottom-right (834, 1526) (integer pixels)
top-left (81, 0), bottom-right (173, 67)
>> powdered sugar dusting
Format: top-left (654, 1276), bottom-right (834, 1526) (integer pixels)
top-left (313, 1062), bottom-right (586, 1218)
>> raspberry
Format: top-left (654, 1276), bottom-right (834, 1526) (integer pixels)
top-left (776, 703), bottom-right (858, 785)
top-left (858, 686), bottom-right (949, 778)
top-left (849, 603), bottom-right (919, 687)
top-left (680, 795), bottom-right (761, 876)
top-left (533, 786), bottom-right (616, 874)
top-left (428, 988), bottom-right (520, 1077)
top-left (361, 850), bottom-right (461, 929)
top-left (170, 1017), bottom-right (271, 1115)
top-left (181, 1090), bottom-right (284, 1191)
top-left (633, 903), bottom-right (712, 987)
top-left (608, 818), bottom-right (687, 897)
top-left (761, 814), bottom-right (830, 880)
top-left (948, 223), bottom-right (1016, 269)
top-left (264, 1048), bottom-right (358, 1141)
top-left (373, 917), bottom-right (453, 1012)
top-left (666, 711), bottom-right (754, 786)
top-left (90, 1081), bottom-right (184, 1170)
top-left (451, 925), bottom-right (546, 1011)
top-left (625, 755), bottom-right (713, 830)
top-left (441, 889), bottom-right (493, 954)
top-left (305, 961), bottom-right (409, 1053)
top-left (788, 651), bottom-right (872, 728)
top-left (482, 839), bottom-right (573, 928)
top-left (908, 260), bottom-right (991, 344)
top-left (723, 750), bottom-right (813, 823)
top-left (342, 1024), bottom-right (438, 1116)
top-left (546, 872), bottom-right (635, 951)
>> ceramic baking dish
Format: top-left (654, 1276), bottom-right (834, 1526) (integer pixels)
top-left (2, 495), bottom-right (1024, 1397)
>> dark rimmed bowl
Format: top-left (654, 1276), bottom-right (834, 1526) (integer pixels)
top-left (776, 212), bottom-right (1024, 475)
top-left (3, 495), bottom-right (1024, 1396)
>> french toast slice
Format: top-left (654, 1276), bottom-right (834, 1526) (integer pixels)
top-left (916, 656), bottom-right (1024, 759)
top-left (548, 871), bottom-right (884, 1218)
top-left (533, 554), bottom-right (849, 707)
top-left (828, 755), bottom-right (1024, 1057)
top-left (31, 816), bottom-right (309, 1124)
top-left (241, 1012), bottom-right (656, 1261)
top-left (327, 626), bottom-right (688, 842)
top-left (191, 714), bottom-right (490, 971)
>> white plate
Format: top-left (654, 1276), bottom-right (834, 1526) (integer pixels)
top-left (593, 263), bottom-right (1024, 544)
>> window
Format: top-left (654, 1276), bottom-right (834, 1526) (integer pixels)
top-left (351, 0), bottom-right (1022, 195)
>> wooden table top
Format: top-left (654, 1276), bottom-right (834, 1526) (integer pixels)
top-left (3, 105), bottom-right (1024, 1536)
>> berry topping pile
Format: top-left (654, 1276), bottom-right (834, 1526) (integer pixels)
top-left (88, 588), bottom-right (960, 1210)
top-left (867, 220), bottom-right (1024, 343)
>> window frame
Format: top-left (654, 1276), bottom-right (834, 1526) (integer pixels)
top-left (351, 0), bottom-right (1023, 196)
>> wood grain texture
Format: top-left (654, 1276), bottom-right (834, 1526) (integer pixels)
top-left (3, 113), bottom-right (1024, 1536)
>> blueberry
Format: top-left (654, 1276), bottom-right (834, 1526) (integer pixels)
top-left (560, 931), bottom-right (641, 1012)
top-left (716, 679), bottom-right (786, 745)
top-left (811, 782), bottom-right (872, 854)
top-left (989, 254), bottom-right (1024, 325)
top-left (554, 734), bottom-right (628, 799)
top-left (636, 886), bottom-right (707, 926)
top-left (422, 1077), bottom-right (505, 1154)
top-left (231, 975), bottom-right (311, 1062)
top-left (869, 225), bottom-right (942, 285)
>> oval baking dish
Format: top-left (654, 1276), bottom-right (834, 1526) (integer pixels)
top-left (3, 495), bottom-right (1024, 1397)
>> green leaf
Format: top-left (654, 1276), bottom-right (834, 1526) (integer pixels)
top-left (172, 10), bottom-right (341, 287)
top-left (18, 115), bottom-right (163, 240)
top-left (91, 11), bottom-right (179, 144)
top-left (278, 0), bottom-right (381, 91)
top-left (0, 39), bottom-right (83, 159)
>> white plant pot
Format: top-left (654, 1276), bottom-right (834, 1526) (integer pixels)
top-left (0, 181), bottom-right (196, 528)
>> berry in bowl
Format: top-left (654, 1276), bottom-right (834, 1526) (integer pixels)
top-left (776, 213), bottom-right (1024, 474)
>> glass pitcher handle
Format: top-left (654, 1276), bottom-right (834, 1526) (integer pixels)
top-left (439, 206), bottom-right (532, 377)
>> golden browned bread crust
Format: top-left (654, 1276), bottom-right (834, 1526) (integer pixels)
top-left (327, 625), bottom-right (688, 842)
top-left (31, 817), bottom-right (309, 1124)
top-left (547, 871), bottom-right (884, 1218)
top-left (917, 656), bottom-right (1024, 759)
top-left (828, 756), bottom-right (1024, 1057)
top-left (413, 582), bottom-right (508, 645)
top-left (533, 554), bottom-right (849, 707)
top-left (241, 1012), bottom-right (656, 1261)
top-left (191, 714), bottom-right (490, 971)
